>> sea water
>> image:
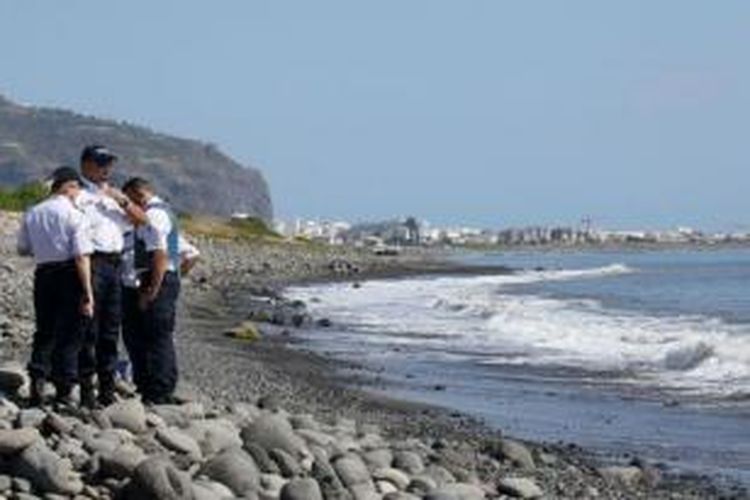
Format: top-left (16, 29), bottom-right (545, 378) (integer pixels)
top-left (288, 248), bottom-right (750, 482)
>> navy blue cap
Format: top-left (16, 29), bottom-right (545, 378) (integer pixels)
top-left (80, 145), bottom-right (118, 166)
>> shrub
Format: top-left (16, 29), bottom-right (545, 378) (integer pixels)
top-left (0, 182), bottom-right (48, 211)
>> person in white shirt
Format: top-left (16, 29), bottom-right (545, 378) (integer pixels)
top-left (17, 166), bottom-right (95, 406)
top-left (121, 177), bottom-right (182, 404)
top-left (120, 230), bottom-right (199, 395)
top-left (75, 145), bottom-right (147, 407)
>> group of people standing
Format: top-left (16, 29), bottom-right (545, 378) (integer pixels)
top-left (16, 145), bottom-right (199, 408)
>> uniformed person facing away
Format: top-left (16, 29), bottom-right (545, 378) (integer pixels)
top-left (76, 145), bottom-right (147, 407)
top-left (17, 167), bottom-right (95, 406)
top-left (121, 177), bottom-right (182, 404)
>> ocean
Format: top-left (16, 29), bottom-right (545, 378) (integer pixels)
top-left (288, 248), bottom-right (750, 482)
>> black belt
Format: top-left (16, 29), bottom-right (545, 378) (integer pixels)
top-left (36, 259), bottom-right (76, 272)
top-left (93, 251), bottom-right (122, 264)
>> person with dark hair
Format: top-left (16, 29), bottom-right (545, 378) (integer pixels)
top-left (17, 167), bottom-right (95, 406)
top-left (76, 145), bottom-right (147, 407)
top-left (121, 177), bottom-right (182, 404)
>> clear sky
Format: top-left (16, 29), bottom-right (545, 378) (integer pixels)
top-left (1, 1), bottom-right (748, 230)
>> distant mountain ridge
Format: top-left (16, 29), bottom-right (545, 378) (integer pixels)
top-left (0, 94), bottom-right (272, 220)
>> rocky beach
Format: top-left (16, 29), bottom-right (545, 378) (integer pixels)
top-left (0, 211), bottom-right (742, 500)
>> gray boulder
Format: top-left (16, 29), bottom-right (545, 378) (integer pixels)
top-left (157, 426), bottom-right (203, 461)
top-left (17, 409), bottom-right (46, 429)
top-left (103, 399), bottom-right (147, 434)
top-left (333, 454), bottom-right (372, 487)
top-left (392, 451), bottom-right (424, 475)
top-left (260, 473), bottom-right (288, 499)
top-left (383, 493), bottom-right (420, 500)
top-left (406, 476), bottom-right (437, 496)
top-left (0, 428), bottom-right (41, 455)
top-left (186, 419), bottom-right (242, 456)
top-left (193, 479), bottom-right (235, 500)
top-left (97, 444), bottom-right (147, 479)
top-left (0, 363), bottom-right (27, 394)
top-left (423, 465), bottom-right (456, 487)
top-left (486, 440), bottom-right (535, 470)
top-left (372, 468), bottom-right (410, 491)
top-left (242, 413), bottom-right (308, 457)
top-left (123, 456), bottom-right (194, 500)
top-left (433, 483), bottom-right (485, 500)
top-left (289, 414), bottom-right (320, 431)
top-left (362, 449), bottom-right (393, 471)
top-left (270, 448), bottom-right (302, 478)
top-left (311, 453), bottom-right (350, 500)
top-left (246, 442), bottom-right (282, 474)
top-left (281, 478), bottom-right (324, 500)
top-left (423, 494), bottom-right (459, 500)
top-left (497, 477), bottom-right (542, 498)
top-left (199, 447), bottom-right (261, 495)
top-left (11, 441), bottom-right (84, 495)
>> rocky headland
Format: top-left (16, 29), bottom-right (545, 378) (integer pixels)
top-left (0, 211), bottom-right (740, 500)
top-left (0, 94), bottom-right (272, 220)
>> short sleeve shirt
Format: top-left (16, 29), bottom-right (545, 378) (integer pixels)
top-left (18, 195), bottom-right (94, 264)
top-left (77, 179), bottom-right (130, 253)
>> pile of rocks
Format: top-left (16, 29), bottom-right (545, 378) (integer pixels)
top-left (0, 378), bottom-right (555, 500)
top-left (0, 212), bottom-right (35, 362)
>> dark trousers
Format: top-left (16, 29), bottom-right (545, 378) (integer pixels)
top-left (122, 272), bottom-right (180, 401)
top-left (79, 257), bottom-right (122, 388)
top-left (28, 261), bottom-right (84, 390)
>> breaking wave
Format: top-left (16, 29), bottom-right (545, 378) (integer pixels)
top-left (290, 263), bottom-right (750, 398)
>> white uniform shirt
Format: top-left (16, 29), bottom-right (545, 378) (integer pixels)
top-left (77, 178), bottom-right (130, 253)
top-left (140, 196), bottom-right (173, 255)
top-left (121, 196), bottom-right (179, 288)
top-left (17, 195), bottom-right (94, 265)
top-left (121, 233), bottom-right (199, 288)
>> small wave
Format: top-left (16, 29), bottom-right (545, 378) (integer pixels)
top-left (533, 263), bottom-right (634, 281)
top-left (290, 268), bottom-right (750, 398)
top-left (663, 342), bottom-right (715, 371)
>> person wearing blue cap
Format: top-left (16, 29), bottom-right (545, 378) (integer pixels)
top-left (76, 145), bottom-right (147, 407)
top-left (17, 167), bottom-right (95, 406)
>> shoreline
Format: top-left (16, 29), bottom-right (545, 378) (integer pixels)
top-left (175, 241), bottom-right (738, 498)
top-left (0, 213), bottom-right (743, 498)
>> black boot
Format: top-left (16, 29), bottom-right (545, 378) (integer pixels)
top-left (29, 377), bottom-right (47, 407)
top-left (53, 384), bottom-right (76, 411)
top-left (98, 374), bottom-right (117, 407)
top-left (80, 376), bottom-right (97, 409)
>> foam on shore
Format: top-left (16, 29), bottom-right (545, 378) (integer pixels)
top-left (291, 264), bottom-right (750, 399)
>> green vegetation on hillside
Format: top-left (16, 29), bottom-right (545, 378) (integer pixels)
top-left (180, 214), bottom-right (281, 241)
top-left (0, 182), bottom-right (47, 211)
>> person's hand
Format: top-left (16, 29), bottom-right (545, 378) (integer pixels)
top-left (80, 295), bottom-right (94, 317)
top-left (102, 185), bottom-right (130, 207)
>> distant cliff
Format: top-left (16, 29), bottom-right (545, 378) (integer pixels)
top-left (0, 94), bottom-right (272, 220)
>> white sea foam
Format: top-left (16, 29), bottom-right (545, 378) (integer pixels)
top-left (290, 264), bottom-right (750, 398)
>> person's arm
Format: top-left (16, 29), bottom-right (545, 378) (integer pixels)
top-left (140, 249), bottom-right (168, 309)
top-left (102, 185), bottom-right (148, 226)
top-left (70, 211), bottom-right (95, 317)
top-left (16, 215), bottom-right (32, 256)
top-left (138, 207), bottom-right (171, 309)
top-left (75, 254), bottom-right (94, 317)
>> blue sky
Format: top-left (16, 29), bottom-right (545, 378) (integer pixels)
top-left (1, 1), bottom-right (748, 230)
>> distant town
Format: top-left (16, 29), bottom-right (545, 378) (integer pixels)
top-left (266, 216), bottom-right (750, 249)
